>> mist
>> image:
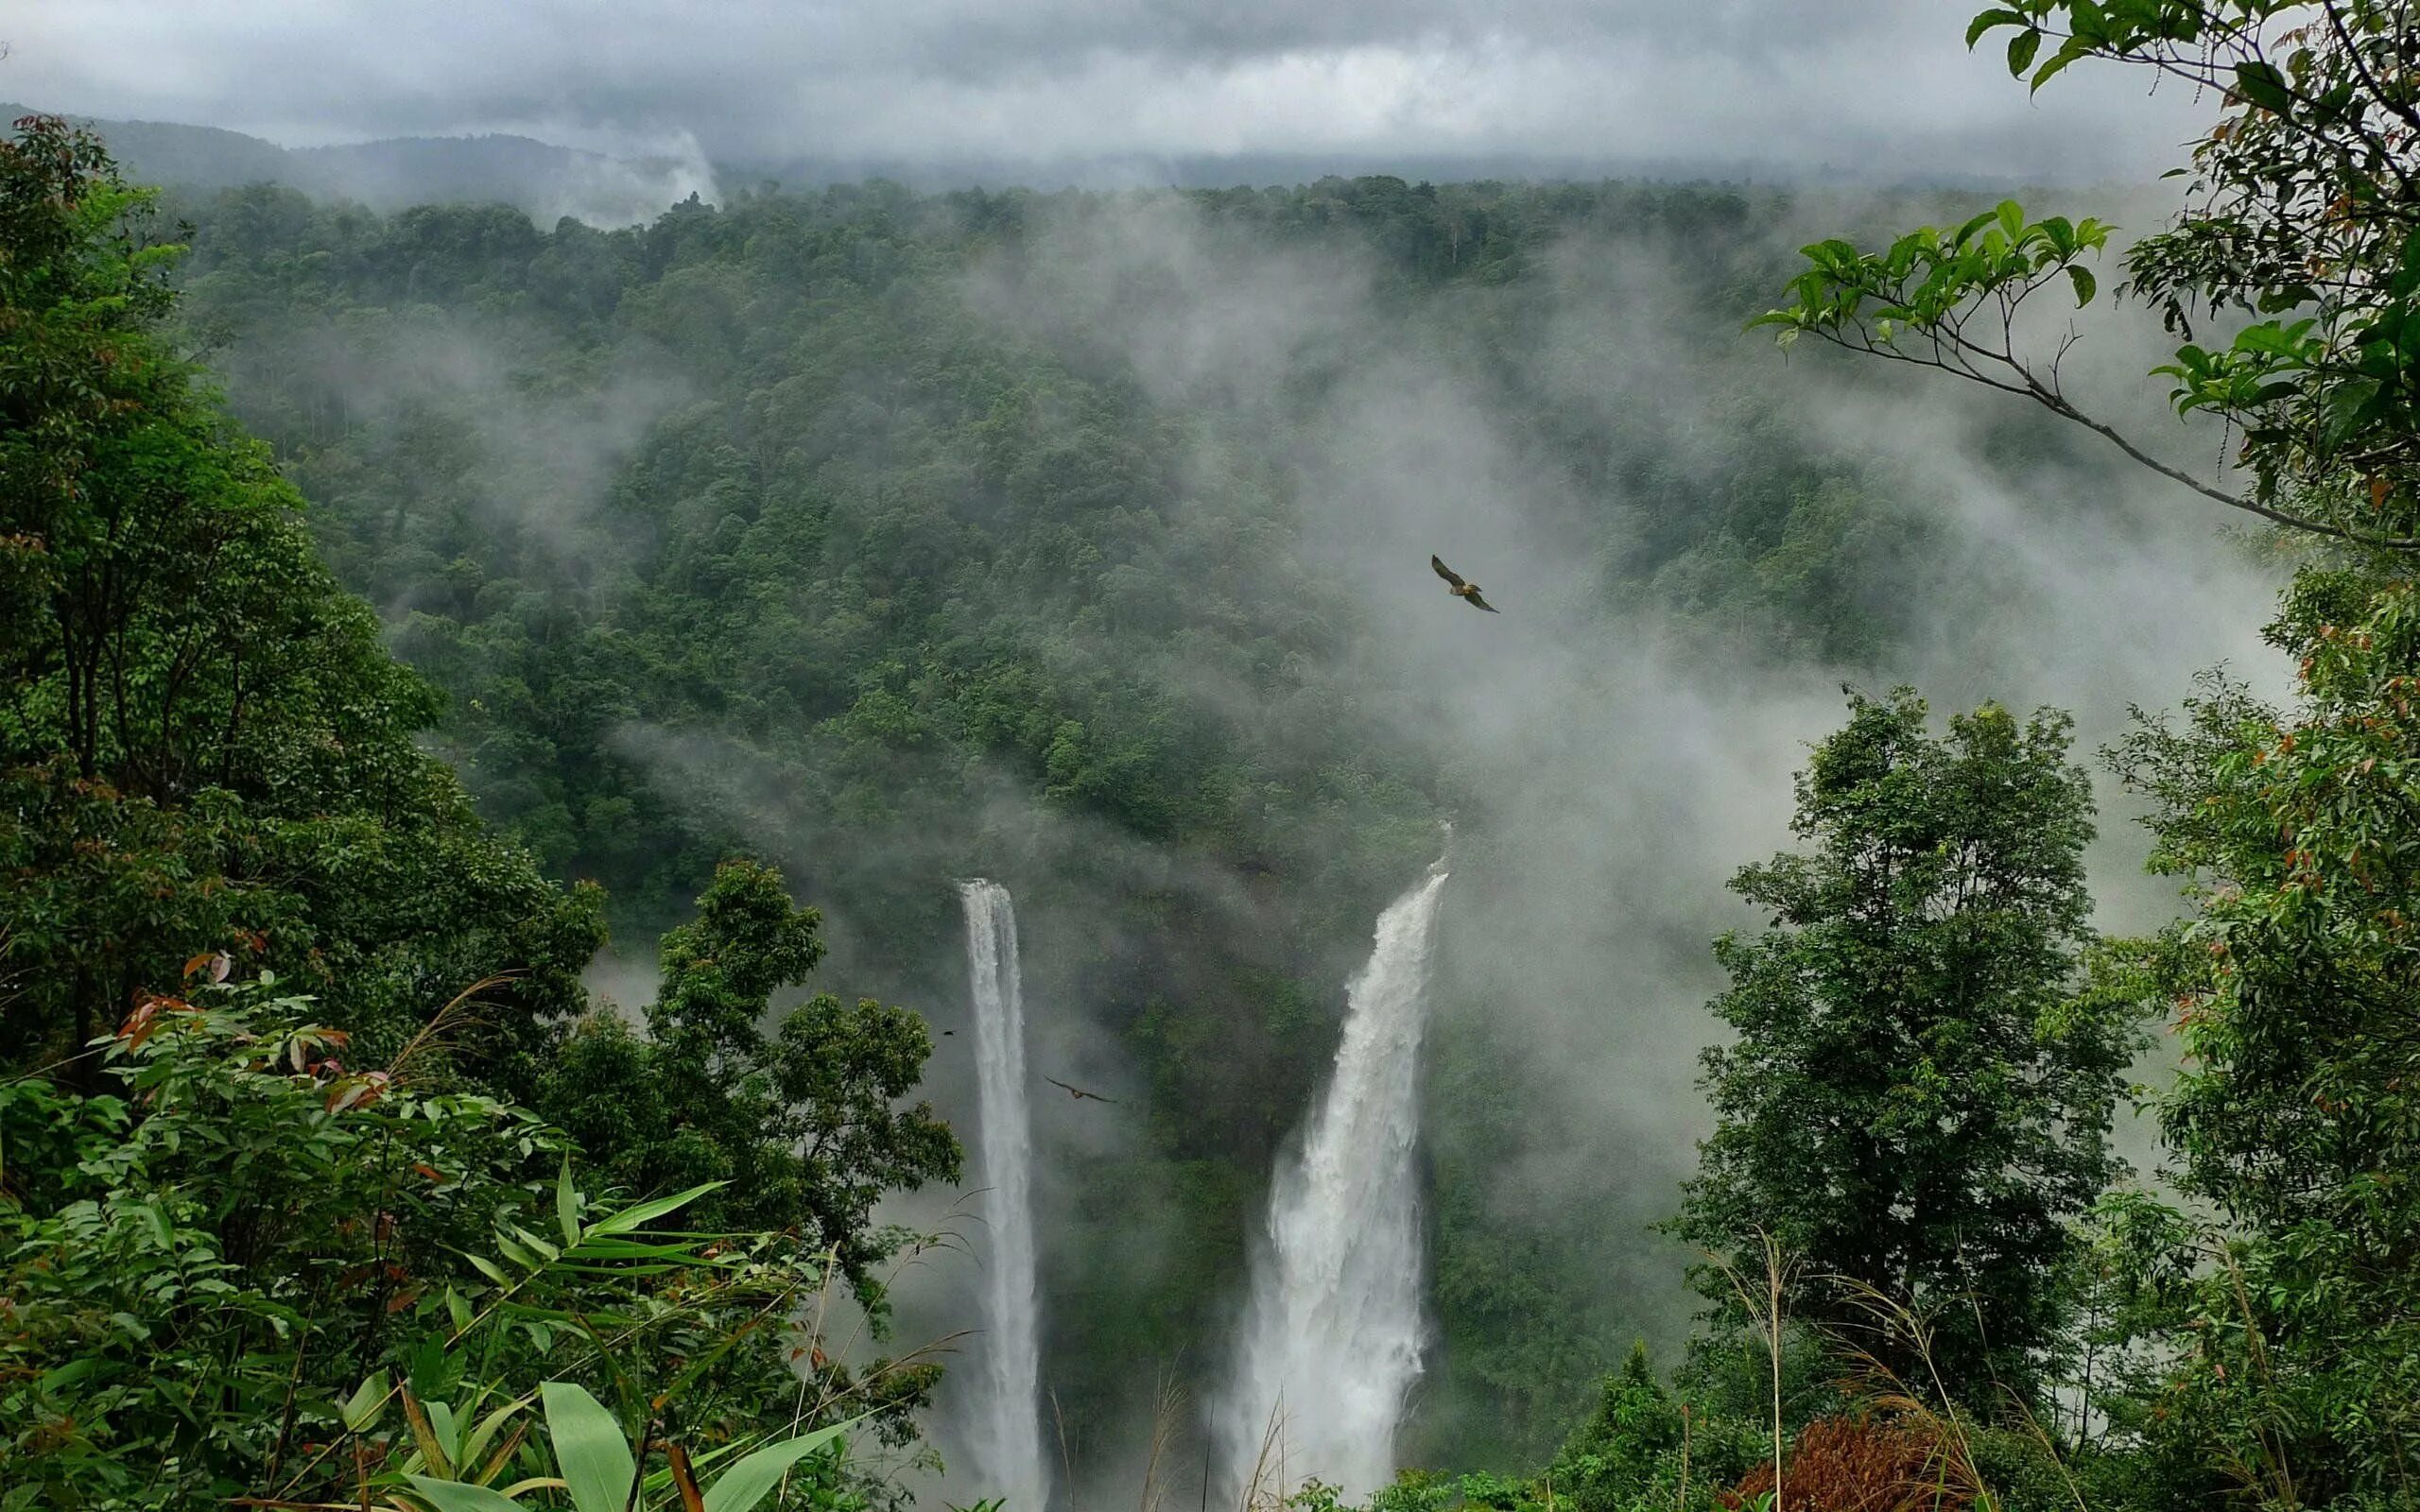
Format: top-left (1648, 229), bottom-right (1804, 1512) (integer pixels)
top-left (160, 149), bottom-right (2290, 1508)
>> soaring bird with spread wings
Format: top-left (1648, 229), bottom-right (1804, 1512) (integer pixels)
top-left (1045, 1075), bottom-right (1119, 1105)
top-left (1431, 555), bottom-right (1500, 613)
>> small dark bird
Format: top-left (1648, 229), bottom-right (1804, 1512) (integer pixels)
top-left (1431, 555), bottom-right (1500, 612)
top-left (1045, 1075), bottom-right (1119, 1105)
top-left (942, 1030), bottom-right (955, 1036)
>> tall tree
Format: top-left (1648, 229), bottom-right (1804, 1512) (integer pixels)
top-left (1669, 689), bottom-right (2139, 1404)
top-left (0, 114), bottom-right (601, 1087)
top-left (1749, 5), bottom-right (2420, 1501)
top-left (540, 859), bottom-right (960, 1294)
top-left (2098, 571), bottom-right (2420, 1506)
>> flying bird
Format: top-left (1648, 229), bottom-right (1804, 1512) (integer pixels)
top-left (1045, 1075), bottom-right (1119, 1105)
top-left (1431, 555), bottom-right (1500, 612)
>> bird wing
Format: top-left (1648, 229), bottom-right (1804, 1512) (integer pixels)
top-left (1465, 590), bottom-right (1500, 613)
top-left (1431, 555), bottom-right (1466, 589)
top-left (1045, 1074), bottom-right (1118, 1104)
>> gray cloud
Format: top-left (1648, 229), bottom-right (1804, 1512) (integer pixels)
top-left (14, 1), bottom-right (2204, 180)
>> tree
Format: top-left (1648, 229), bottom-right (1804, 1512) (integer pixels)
top-left (1668, 689), bottom-right (2141, 1404)
top-left (1755, 1), bottom-right (2420, 547)
top-left (2094, 570), bottom-right (2420, 1505)
top-left (0, 973), bottom-right (893, 1512)
top-left (540, 859), bottom-right (960, 1294)
top-left (0, 114), bottom-right (601, 1088)
top-left (1747, 6), bottom-right (2420, 1501)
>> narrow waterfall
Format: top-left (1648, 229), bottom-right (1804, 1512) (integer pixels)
top-left (958, 880), bottom-right (1048, 1511)
top-left (1223, 862), bottom-right (1451, 1503)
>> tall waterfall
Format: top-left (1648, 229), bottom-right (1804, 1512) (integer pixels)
top-left (958, 880), bottom-right (1048, 1512)
top-left (1223, 863), bottom-right (1451, 1503)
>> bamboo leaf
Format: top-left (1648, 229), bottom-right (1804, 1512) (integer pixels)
top-left (405, 1475), bottom-right (527, 1512)
top-left (555, 1158), bottom-right (581, 1249)
top-left (586, 1180), bottom-right (728, 1238)
top-left (701, 1414), bottom-right (868, 1512)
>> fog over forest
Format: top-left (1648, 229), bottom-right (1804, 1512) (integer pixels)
top-left (7, 8), bottom-right (2409, 1512)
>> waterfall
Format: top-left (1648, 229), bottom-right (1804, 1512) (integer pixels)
top-left (1222, 863), bottom-right (1451, 1503)
top-left (958, 880), bottom-right (1048, 1512)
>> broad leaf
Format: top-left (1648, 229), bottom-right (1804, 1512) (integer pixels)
top-left (543, 1382), bottom-right (638, 1512)
top-left (342, 1372), bottom-right (389, 1433)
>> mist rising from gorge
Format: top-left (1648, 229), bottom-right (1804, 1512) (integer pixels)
top-left (171, 166), bottom-right (2288, 1505)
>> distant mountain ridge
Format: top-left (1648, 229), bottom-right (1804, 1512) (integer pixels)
top-left (3, 103), bottom-right (717, 226)
top-left (12, 101), bottom-right (2049, 222)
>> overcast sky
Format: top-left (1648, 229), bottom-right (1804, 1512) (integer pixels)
top-left (10, 1), bottom-right (2208, 180)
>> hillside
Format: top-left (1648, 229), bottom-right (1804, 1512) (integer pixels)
top-left (1, 101), bottom-right (712, 224)
top-left (150, 169), bottom-right (2267, 1469)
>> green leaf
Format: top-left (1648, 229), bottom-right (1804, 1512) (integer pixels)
top-left (2031, 40), bottom-right (2086, 94)
top-left (510, 1223), bottom-right (562, 1263)
top-left (459, 1395), bottom-right (535, 1483)
top-left (556, 1158), bottom-right (581, 1248)
top-left (429, 1400), bottom-right (463, 1467)
top-left (701, 1416), bottom-right (866, 1512)
top-left (1965, 8), bottom-right (2026, 47)
top-left (2234, 60), bottom-right (2291, 113)
top-left (2233, 319), bottom-right (2316, 359)
top-left (463, 1251), bottom-right (511, 1287)
top-left (586, 1179), bottom-right (728, 1238)
top-left (342, 1372), bottom-right (389, 1433)
top-left (2006, 27), bottom-right (2041, 77)
top-left (543, 1382), bottom-right (638, 1512)
top-left (405, 1476), bottom-right (527, 1512)
top-left (2068, 266), bottom-right (2097, 306)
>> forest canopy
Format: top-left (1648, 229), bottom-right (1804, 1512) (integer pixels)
top-left (7, 0), bottom-right (2420, 1500)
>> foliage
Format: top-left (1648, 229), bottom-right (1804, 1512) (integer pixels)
top-left (2087, 569), bottom-right (2420, 1505)
top-left (152, 163), bottom-right (2014, 1442)
top-left (0, 974), bottom-right (900, 1511)
top-left (1668, 689), bottom-right (2142, 1405)
top-left (539, 858), bottom-right (960, 1293)
top-left (1757, 1), bottom-right (2420, 547)
top-left (1547, 1344), bottom-right (1764, 1512)
top-left (0, 112), bottom-right (602, 1091)
top-left (401, 1381), bottom-right (861, 1512)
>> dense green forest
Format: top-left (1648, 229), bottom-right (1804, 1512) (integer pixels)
top-left (8, 0), bottom-right (2420, 1507)
top-left (152, 156), bottom-right (2014, 1463)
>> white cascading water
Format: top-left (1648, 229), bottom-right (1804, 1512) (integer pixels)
top-left (957, 880), bottom-right (1048, 1512)
top-left (1222, 861), bottom-right (1451, 1504)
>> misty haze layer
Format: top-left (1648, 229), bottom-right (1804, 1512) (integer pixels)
top-left (156, 167), bottom-right (2282, 1492)
top-left (10, 1), bottom-right (2204, 184)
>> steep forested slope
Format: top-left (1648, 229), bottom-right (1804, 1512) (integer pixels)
top-left (162, 173), bottom-right (2106, 1461)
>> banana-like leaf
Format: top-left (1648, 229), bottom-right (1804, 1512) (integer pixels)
top-left (542, 1381), bottom-right (638, 1512)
